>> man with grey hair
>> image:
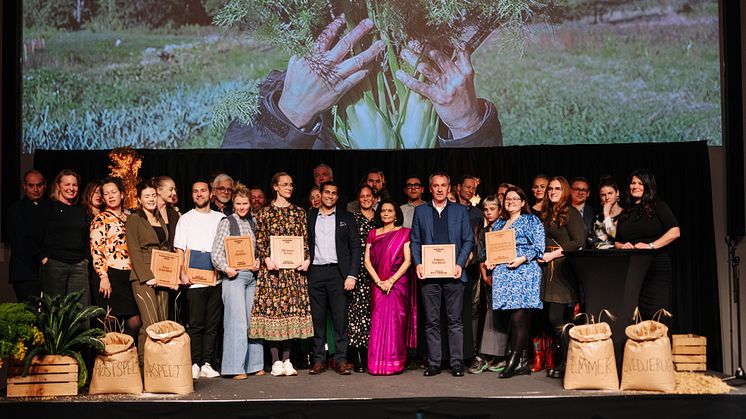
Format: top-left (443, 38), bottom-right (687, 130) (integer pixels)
top-left (313, 164), bottom-right (334, 187)
top-left (410, 171), bottom-right (474, 377)
top-left (211, 173), bottom-right (235, 215)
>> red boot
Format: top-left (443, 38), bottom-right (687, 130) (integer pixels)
top-left (545, 336), bottom-right (556, 370)
top-left (530, 336), bottom-right (544, 372)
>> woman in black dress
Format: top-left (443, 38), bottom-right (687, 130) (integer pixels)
top-left (539, 176), bottom-right (585, 378)
top-left (615, 169), bottom-right (680, 320)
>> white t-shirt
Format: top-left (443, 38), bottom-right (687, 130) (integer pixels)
top-left (174, 209), bottom-right (225, 288)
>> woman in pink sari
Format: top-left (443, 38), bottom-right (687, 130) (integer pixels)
top-left (364, 199), bottom-right (416, 375)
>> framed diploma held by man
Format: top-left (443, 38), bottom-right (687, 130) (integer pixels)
top-left (184, 249), bottom-right (217, 286)
top-left (422, 244), bottom-right (456, 278)
top-left (150, 249), bottom-right (180, 290)
top-left (485, 229), bottom-right (517, 265)
top-left (270, 235), bottom-right (304, 269)
top-left (224, 235), bottom-right (255, 269)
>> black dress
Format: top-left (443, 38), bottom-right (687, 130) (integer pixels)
top-left (616, 200), bottom-right (678, 319)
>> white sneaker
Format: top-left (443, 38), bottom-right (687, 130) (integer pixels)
top-left (270, 360), bottom-right (286, 377)
top-left (192, 363), bottom-right (200, 380)
top-left (283, 359), bottom-right (298, 376)
top-left (199, 362), bottom-right (221, 378)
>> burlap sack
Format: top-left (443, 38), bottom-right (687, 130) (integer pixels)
top-left (143, 320), bottom-right (194, 394)
top-left (620, 313), bottom-right (675, 392)
top-left (89, 332), bottom-right (143, 394)
top-left (564, 321), bottom-right (619, 390)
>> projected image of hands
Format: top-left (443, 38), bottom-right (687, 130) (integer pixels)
top-left (21, 0), bottom-right (721, 152)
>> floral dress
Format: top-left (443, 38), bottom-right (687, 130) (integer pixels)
top-left (491, 214), bottom-right (545, 310)
top-left (347, 211), bottom-right (376, 347)
top-left (249, 204), bottom-right (314, 340)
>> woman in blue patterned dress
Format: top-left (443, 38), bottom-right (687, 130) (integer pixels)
top-left (488, 186), bottom-right (545, 379)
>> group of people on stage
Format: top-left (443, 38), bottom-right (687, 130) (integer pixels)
top-left (7, 163), bottom-right (680, 382)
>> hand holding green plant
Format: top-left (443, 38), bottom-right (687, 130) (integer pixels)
top-left (213, 0), bottom-right (538, 149)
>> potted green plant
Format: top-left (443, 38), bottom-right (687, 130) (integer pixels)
top-left (0, 303), bottom-right (44, 369)
top-left (23, 291), bottom-right (106, 388)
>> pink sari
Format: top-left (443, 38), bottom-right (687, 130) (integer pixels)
top-left (366, 227), bottom-right (417, 375)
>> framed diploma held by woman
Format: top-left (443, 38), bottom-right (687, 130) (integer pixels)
top-left (270, 235), bottom-right (304, 269)
top-left (485, 229), bottom-right (517, 265)
top-left (225, 235), bottom-right (256, 269)
top-left (422, 244), bottom-right (456, 278)
top-left (150, 249), bottom-right (180, 289)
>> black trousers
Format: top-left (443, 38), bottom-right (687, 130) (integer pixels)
top-left (422, 279), bottom-right (464, 368)
top-left (187, 284), bottom-right (223, 366)
top-left (308, 265), bottom-right (348, 364)
top-left (12, 280), bottom-right (41, 304)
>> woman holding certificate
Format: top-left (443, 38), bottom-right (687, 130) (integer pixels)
top-left (489, 187), bottom-right (545, 379)
top-left (615, 169), bottom-right (680, 321)
top-left (211, 182), bottom-right (264, 379)
top-left (539, 176), bottom-right (585, 379)
top-left (364, 199), bottom-right (414, 375)
top-left (126, 179), bottom-right (180, 361)
top-left (90, 177), bottom-right (141, 342)
top-left (250, 172), bottom-right (314, 377)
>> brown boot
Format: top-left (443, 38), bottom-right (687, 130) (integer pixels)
top-left (530, 336), bottom-right (544, 372)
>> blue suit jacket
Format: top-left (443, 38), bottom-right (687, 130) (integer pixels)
top-left (410, 200), bottom-right (474, 283)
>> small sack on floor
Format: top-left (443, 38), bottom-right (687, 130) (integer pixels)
top-left (564, 311), bottom-right (619, 390)
top-left (620, 308), bottom-right (675, 393)
top-left (143, 320), bottom-right (193, 394)
top-left (89, 332), bottom-right (143, 394)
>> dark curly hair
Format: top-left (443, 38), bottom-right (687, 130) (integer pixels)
top-left (621, 169), bottom-right (658, 221)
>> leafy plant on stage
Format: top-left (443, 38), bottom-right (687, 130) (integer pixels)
top-left (0, 303), bottom-right (44, 368)
top-left (23, 291), bottom-right (105, 388)
top-left (212, 0), bottom-right (540, 149)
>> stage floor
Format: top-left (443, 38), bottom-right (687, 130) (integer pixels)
top-left (3, 369), bottom-right (746, 418)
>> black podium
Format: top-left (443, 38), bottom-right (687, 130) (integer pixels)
top-left (564, 249), bottom-right (655, 373)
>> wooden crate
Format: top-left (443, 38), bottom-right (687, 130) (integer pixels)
top-left (6, 355), bottom-right (78, 397)
top-left (671, 334), bottom-right (707, 372)
top-left (675, 363), bottom-right (707, 372)
top-left (672, 334), bottom-right (707, 347)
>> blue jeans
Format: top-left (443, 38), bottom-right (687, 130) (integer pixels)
top-left (221, 270), bottom-right (264, 374)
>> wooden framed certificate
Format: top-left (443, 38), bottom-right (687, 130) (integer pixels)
top-left (485, 229), bottom-right (517, 265)
top-left (184, 249), bottom-right (217, 286)
top-left (150, 249), bottom-right (180, 290)
top-left (224, 235), bottom-right (255, 269)
top-left (270, 235), bottom-right (304, 269)
top-left (422, 244), bottom-right (456, 278)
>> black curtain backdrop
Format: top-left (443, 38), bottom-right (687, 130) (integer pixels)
top-left (34, 140), bottom-right (722, 369)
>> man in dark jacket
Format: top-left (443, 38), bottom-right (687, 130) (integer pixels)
top-left (7, 170), bottom-right (49, 302)
top-left (306, 181), bottom-right (361, 375)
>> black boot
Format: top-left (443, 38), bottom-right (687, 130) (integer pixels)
top-left (355, 347), bottom-right (367, 373)
top-left (547, 329), bottom-right (570, 379)
top-left (499, 350), bottom-right (531, 379)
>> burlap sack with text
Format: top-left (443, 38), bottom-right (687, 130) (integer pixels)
top-left (620, 311), bottom-right (675, 392)
top-left (564, 321), bottom-right (619, 390)
top-left (143, 320), bottom-right (194, 394)
top-left (89, 332), bottom-right (143, 394)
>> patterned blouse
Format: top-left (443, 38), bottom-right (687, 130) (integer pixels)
top-left (90, 209), bottom-right (132, 277)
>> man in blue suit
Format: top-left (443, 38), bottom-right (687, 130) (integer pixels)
top-left (410, 172), bottom-right (474, 377)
